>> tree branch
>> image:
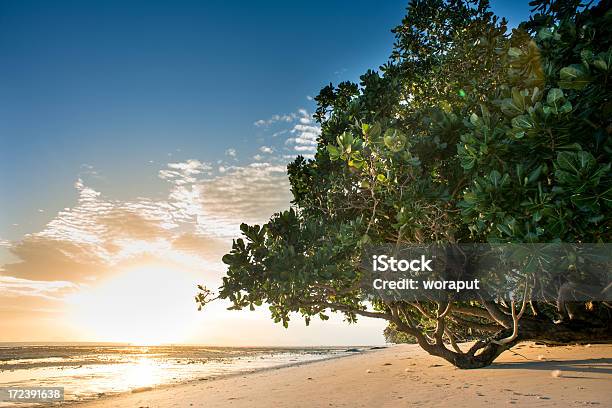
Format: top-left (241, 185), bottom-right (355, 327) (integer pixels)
top-left (492, 281), bottom-right (530, 346)
top-left (481, 300), bottom-right (512, 328)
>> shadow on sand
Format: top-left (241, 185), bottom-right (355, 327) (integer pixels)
top-left (485, 358), bottom-right (612, 378)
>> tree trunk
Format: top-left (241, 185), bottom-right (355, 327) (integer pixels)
top-left (411, 317), bottom-right (612, 369)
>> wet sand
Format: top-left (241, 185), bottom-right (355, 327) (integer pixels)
top-left (75, 342), bottom-right (612, 407)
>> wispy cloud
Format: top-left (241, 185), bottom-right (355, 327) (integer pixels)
top-left (2, 108), bottom-right (321, 294)
top-left (0, 276), bottom-right (79, 300)
top-left (284, 109), bottom-right (320, 159)
top-left (160, 160), bottom-right (291, 237)
top-left (2, 155), bottom-right (291, 285)
top-left (251, 108), bottom-right (320, 161)
top-left (254, 113), bottom-right (297, 127)
top-left (272, 130), bottom-right (288, 138)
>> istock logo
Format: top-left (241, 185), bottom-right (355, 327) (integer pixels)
top-left (372, 255), bottom-right (433, 272)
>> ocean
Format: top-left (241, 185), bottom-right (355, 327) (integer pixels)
top-left (0, 343), bottom-right (357, 406)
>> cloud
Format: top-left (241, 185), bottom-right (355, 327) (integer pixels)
top-left (1, 154), bottom-right (292, 285)
top-left (252, 108), bottom-right (319, 161)
top-left (169, 159), bottom-right (210, 172)
top-left (199, 162), bottom-right (290, 226)
top-left (171, 232), bottom-right (231, 257)
top-left (284, 109), bottom-right (320, 156)
top-left (294, 145), bottom-right (316, 152)
top-left (167, 161), bottom-right (292, 237)
top-left (254, 113), bottom-right (297, 127)
top-left (272, 130), bottom-right (288, 138)
top-left (2, 109), bottom-right (325, 290)
top-left (2, 237), bottom-right (108, 281)
top-left (0, 276), bottom-right (79, 300)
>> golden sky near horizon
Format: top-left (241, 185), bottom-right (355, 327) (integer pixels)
top-left (0, 110), bottom-right (386, 346)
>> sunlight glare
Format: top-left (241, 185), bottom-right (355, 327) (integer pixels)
top-left (65, 264), bottom-right (200, 345)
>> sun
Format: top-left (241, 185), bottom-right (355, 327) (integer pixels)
top-left (65, 264), bottom-right (201, 345)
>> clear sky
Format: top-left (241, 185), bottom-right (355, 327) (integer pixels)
top-left (0, 0), bottom-right (532, 345)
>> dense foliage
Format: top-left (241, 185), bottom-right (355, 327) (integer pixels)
top-left (384, 323), bottom-right (417, 344)
top-left (199, 0), bottom-right (612, 368)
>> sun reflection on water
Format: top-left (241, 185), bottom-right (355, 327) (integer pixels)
top-left (122, 358), bottom-right (158, 389)
top-left (0, 347), bottom-right (343, 403)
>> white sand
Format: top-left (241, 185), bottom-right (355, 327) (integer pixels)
top-left (75, 343), bottom-right (611, 407)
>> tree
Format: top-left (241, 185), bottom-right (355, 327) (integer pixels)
top-left (384, 323), bottom-right (417, 344)
top-left (198, 0), bottom-right (612, 368)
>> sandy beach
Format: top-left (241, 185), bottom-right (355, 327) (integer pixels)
top-left (75, 343), bottom-right (611, 407)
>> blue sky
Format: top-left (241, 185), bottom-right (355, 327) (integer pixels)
top-left (0, 1), bottom-right (533, 344)
top-left (0, 0), bottom-right (531, 241)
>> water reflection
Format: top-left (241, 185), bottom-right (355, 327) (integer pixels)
top-left (122, 358), bottom-right (156, 389)
top-left (0, 346), bottom-right (346, 405)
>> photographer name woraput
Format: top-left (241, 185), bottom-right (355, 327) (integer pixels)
top-left (371, 254), bottom-right (480, 292)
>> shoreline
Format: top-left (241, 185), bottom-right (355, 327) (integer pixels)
top-left (60, 347), bottom-right (376, 406)
top-left (72, 342), bottom-right (611, 407)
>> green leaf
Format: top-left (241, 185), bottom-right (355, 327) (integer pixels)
top-left (497, 223), bottom-right (512, 236)
top-left (580, 49), bottom-right (593, 64)
top-left (358, 234), bottom-right (371, 245)
top-left (558, 101), bottom-right (572, 114)
top-left (511, 88), bottom-right (525, 111)
top-left (469, 113), bottom-right (481, 126)
top-left (546, 88), bottom-right (564, 104)
top-left (337, 131), bottom-right (354, 148)
top-left (554, 151), bottom-right (597, 186)
top-left (363, 122), bottom-right (382, 139)
top-left (593, 50), bottom-right (611, 72)
top-left (531, 87), bottom-right (542, 103)
top-left (560, 64), bottom-right (587, 80)
top-left (570, 194), bottom-right (598, 211)
top-left (326, 144), bottom-right (341, 160)
top-left (348, 151), bottom-right (365, 169)
top-left (511, 115), bottom-right (533, 130)
top-left (538, 27), bottom-right (554, 41)
top-left (527, 166), bottom-right (542, 184)
top-left (559, 64), bottom-right (591, 90)
top-left (489, 170), bottom-right (502, 187)
top-left (508, 47), bottom-right (522, 58)
top-left (593, 59), bottom-right (608, 71)
top-left (383, 129), bottom-right (406, 152)
top-left (500, 98), bottom-right (521, 116)
top-left (587, 214), bottom-right (604, 224)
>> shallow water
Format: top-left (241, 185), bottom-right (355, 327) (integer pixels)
top-left (0, 344), bottom-right (352, 406)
